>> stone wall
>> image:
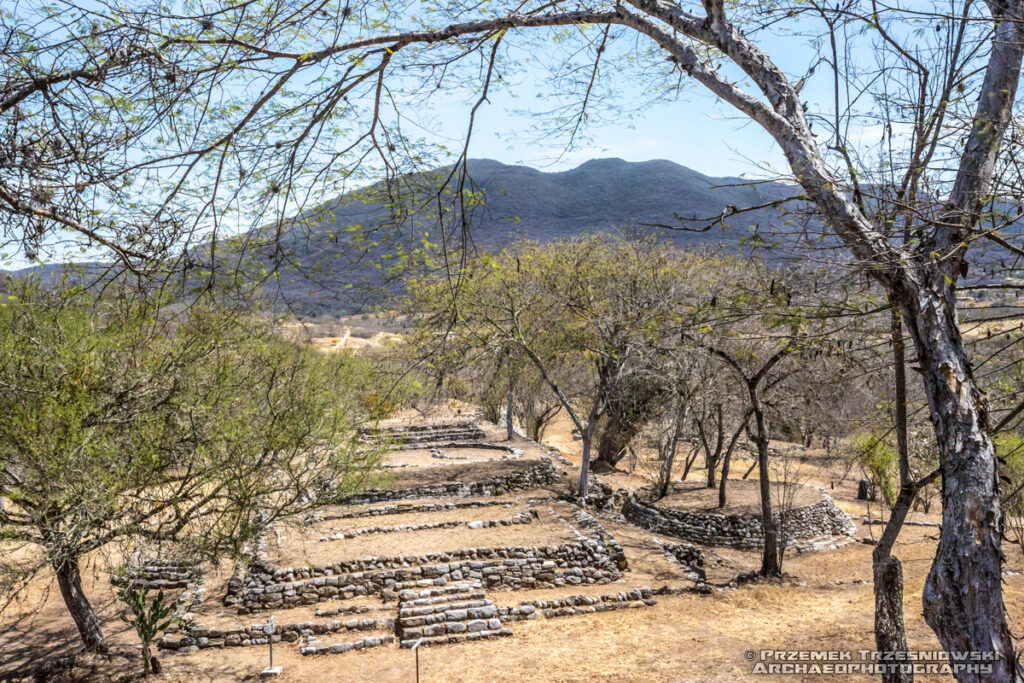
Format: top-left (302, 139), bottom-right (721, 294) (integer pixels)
top-left (497, 587), bottom-right (655, 621)
top-left (113, 561), bottom-right (202, 590)
top-left (231, 537), bottom-right (623, 614)
top-left (315, 511), bottom-right (535, 542)
top-left (655, 541), bottom-right (704, 568)
top-left (334, 458), bottom-right (559, 506)
top-left (623, 491), bottom-right (853, 550)
top-left (360, 422), bottom-right (487, 447)
top-left (159, 615), bottom-right (396, 652)
top-left (313, 499), bottom-right (512, 522)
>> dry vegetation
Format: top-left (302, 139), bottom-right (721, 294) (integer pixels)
top-left (3, 407), bottom-right (1024, 682)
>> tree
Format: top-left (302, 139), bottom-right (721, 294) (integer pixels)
top-left (6, 0), bottom-right (1024, 673)
top-left (404, 235), bottom-right (681, 496)
top-left (0, 280), bottom-right (381, 652)
top-left (595, 369), bottom-right (671, 468)
top-left (683, 260), bottom-right (872, 576)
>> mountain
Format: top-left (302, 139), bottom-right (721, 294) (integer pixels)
top-left (3, 158), bottom-right (812, 315)
top-left (246, 158), bottom-right (810, 315)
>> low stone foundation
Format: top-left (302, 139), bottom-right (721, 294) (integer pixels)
top-left (360, 422), bottom-right (488, 447)
top-left (311, 499), bottom-right (513, 522)
top-left (334, 458), bottom-right (560, 506)
top-left (655, 541), bottom-right (704, 568)
top-left (498, 587), bottom-right (655, 621)
top-left (315, 511), bottom-right (535, 542)
top-left (230, 535), bottom-right (624, 614)
top-left (113, 561), bottom-right (202, 590)
top-left (159, 615), bottom-right (396, 652)
top-left (623, 491), bottom-right (854, 550)
top-left (302, 634), bottom-right (396, 656)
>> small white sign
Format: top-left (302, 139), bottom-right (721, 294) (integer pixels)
top-left (264, 616), bottom-right (276, 636)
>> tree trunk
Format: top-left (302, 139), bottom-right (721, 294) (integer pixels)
top-left (596, 413), bottom-right (638, 467)
top-left (506, 383), bottom-right (515, 441)
top-left (578, 426), bottom-right (594, 498)
top-left (871, 297), bottom-right (914, 683)
top-left (680, 444), bottom-right (699, 482)
top-left (718, 444), bottom-right (732, 508)
top-left (874, 554), bottom-right (912, 683)
top-left (707, 405), bottom-right (725, 488)
top-left (873, 483), bottom-right (921, 683)
top-left (750, 388), bottom-right (779, 577)
top-left (899, 277), bottom-right (1019, 680)
top-left (657, 404), bottom-right (688, 498)
top-left (657, 434), bottom-right (679, 499)
top-left (718, 413), bottom-right (749, 508)
top-left (54, 557), bottom-right (108, 653)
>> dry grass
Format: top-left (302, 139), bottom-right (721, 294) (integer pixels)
top-left (266, 513), bottom-right (574, 566)
top-left (654, 480), bottom-right (821, 515)
top-left (384, 447), bottom-right (520, 468)
top-left (5, 411), bottom-right (1024, 681)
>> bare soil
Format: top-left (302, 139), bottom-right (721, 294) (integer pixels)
top-left (384, 446), bottom-right (519, 468)
top-left (266, 513), bottom-right (575, 566)
top-left (3, 409), bottom-right (1024, 682)
top-left (654, 480), bottom-right (823, 515)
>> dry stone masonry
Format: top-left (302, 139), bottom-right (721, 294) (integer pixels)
top-left (228, 536), bottom-right (625, 615)
top-left (114, 560), bottom-right (203, 590)
top-left (654, 541), bottom-right (705, 570)
top-left (159, 615), bottom-right (397, 652)
top-left (334, 458), bottom-right (560, 506)
top-left (310, 499), bottom-right (514, 522)
top-left (360, 421), bottom-right (488, 447)
top-left (316, 510), bottom-right (536, 542)
top-left (622, 490), bottom-right (855, 550)
top-left (395, 583), bottom-right (512, 648)
top-left (302, 633), bottom-right (397, 656)
top-left (497, 587), bottom-right (656, 621)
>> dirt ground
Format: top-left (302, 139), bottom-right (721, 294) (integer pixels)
top-left (3, 411), bottom-right (1024, 682)
top-left (654, 480), bottom-right (822, 515)
top-left (384, 447), bottom-right (521, 468)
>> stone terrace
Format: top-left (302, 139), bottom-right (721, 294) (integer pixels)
top-left (156, 417), bottom-right (855, 667)
top-left (159, 420), bottom-right (666, 661)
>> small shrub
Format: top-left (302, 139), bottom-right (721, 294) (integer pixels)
top-left (116, 578), bottom-right (181, 676)
top-left (850, 433), bottom-right (898, 507)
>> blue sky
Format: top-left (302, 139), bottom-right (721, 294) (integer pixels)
top-left (6, 5), bottom-right (889, 268)
top-left (413, 22), bottom-right (836, 179)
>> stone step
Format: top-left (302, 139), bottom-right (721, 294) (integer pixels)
top-left (399, 627), bottom-right (512, 648)
top-left (538, 599), bottom-right (655, 619)
top-left (301, 634), bottom-right (396, 656)
top-left (399, 590), bottom-right (486, 608)
top-left (396, 585), bottom-right (509, 645)
top-left (397, 603), bottom-right (498, 629)
top-left (395, 582), bottom-right (481, 601)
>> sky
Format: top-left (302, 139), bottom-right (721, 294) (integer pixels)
top-left (411, 22), bottom-right (839, 179)
top-left (4, 3), bottom-right (908, 269)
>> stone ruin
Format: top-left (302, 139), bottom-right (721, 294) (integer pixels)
top-left (359, 421), bottom-right (488, 448)
top-left (152, 418), bottom-right (857, 664)
top-left (157, 423), bottom-right (648, 659)
top-left (333, 458), bottom-right (560, 506)
top-left (622, 489), bottom-right (856, 552)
